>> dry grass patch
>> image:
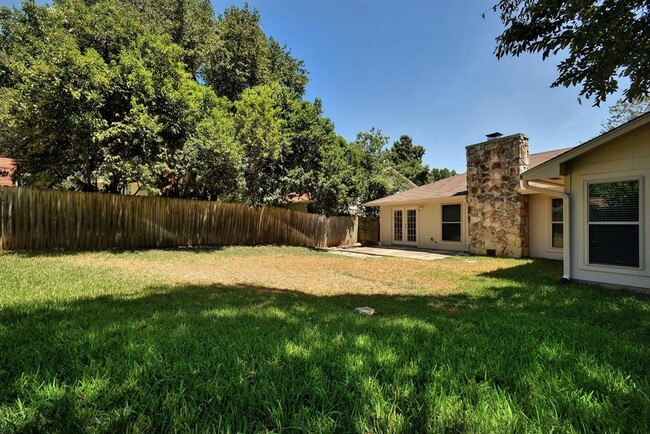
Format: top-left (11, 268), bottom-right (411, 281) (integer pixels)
top-left (43, 246), bottom-right (525, 296)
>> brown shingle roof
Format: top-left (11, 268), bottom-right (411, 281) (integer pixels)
top-left (364, 147), bottom-right (573, 206)
top-left (0, 158), bottom-right (16, 187)
top-left (364, 173), bottom-right (467, 206)
top-left (528, 147), bottom-right (572, 169)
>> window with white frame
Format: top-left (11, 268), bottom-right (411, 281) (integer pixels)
top-left (551, 198), bottom-right (563, 249)
top-left (588, 179), bottom-right (640, 268)
top-left (442, 204), bottom-right (461, 242)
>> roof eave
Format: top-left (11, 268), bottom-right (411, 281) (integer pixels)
top-left (522, 111), bottom-right (650, 180)
top-left (364, 192), bottom-right (467, 207)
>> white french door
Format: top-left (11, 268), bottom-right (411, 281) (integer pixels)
top-left (392, 208), bottom-right (417, 245)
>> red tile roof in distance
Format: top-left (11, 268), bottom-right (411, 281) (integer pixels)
top-left (364, 147), bottom-right (573, 206)
top-left (0, 158), bottom-right (16, 187)
top-left (285, 193), bottom-right (311, 203)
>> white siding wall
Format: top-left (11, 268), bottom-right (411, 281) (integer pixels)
top-left (569, 123), bottom-right (650, 289)
top-left (529, 194), bottom-right (563, 260)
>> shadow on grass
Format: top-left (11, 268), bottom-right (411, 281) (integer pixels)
top-left (2, 244), bottom-right (331, 260)
top-left (1, 245), bottom-right (233, 258)
top-left (2, 268), bottom-right (650, 432)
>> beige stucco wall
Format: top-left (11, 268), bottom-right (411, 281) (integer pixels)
top-left (568, 123), bottom-right (650, 289)
top-left (379, 206), bottom-right (392, 245)
top-left (378, 197), bottom-right (468, 251)
top-left (529, 193), bottom-right (563, 260)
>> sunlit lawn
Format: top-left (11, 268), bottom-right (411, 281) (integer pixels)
top-left (1, 246), bottom-right (649, 433)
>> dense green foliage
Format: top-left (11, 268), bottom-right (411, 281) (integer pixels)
top-left (1, 247), bottom-right (649, 432)
top-left (203, 5), bottom-right (308, 101)
top-left (119, 0), bottom-right (215, 77)
top-left (493, 0), bottom-right (650, 105)
top-left (0, 0), bottom-right (452, 214)
top-left (431, 167), bottom-right (458, 182)
top-left (387, 135), bottom-right (432, 186)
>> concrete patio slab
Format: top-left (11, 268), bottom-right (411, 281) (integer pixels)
top-left (328, 245), bottom-right (467, 260)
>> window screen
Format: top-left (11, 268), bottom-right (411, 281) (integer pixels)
top-left (442, 204), bottom-right (461, 242)
top-left (588, 180), bottom-right (640, 268)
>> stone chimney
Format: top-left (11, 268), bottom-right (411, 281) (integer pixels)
top-left (466, 134), bottom-right (529, 258)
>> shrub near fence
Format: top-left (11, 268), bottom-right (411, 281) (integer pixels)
top-left (0, 187), bottom-right (357, 251)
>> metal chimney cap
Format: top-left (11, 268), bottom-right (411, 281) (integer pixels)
top-left (486, 132), bottom-right (503, 140)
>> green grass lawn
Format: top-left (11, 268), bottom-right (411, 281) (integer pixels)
top-left (1, 246), bottom-right (650, 433)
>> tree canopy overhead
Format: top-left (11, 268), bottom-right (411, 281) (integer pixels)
top-left (493, 0), bottom-right (650, 105)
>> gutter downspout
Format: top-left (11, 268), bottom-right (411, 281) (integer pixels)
top-left (521, 180), bottom-right (571, 281)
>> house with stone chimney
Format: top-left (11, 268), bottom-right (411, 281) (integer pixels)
top-left (365, 112), bottom-right (650, 291)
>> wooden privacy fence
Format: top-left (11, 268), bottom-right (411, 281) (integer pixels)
top-left (358, 217), bottom-right (379, 245)
top-left (0, 187), bottom-right (357, 251)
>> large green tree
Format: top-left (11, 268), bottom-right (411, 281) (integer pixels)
top-left (232, 84), bottom-right (356, 213)
top-left (387, 135), bottom-right (431, 186)
top-left (234, 84), bottom-right (289, 206)
top-left (203, 5), bottom-right (308, 100)
top-left (346, 129), bottom-right (396, 211)
top-left (0, 0), bottom-right (243, 198)
top-left (280, 97), bottom-right (357, 215)
top-left (493, 0), bottom-right (650, 105)
top-left (119, 0), bottom-right (216, 78)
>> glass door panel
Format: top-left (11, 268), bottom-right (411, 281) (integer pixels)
top-left (407, 209), bottom-right (417, 242)
top-left (393, 209), bottom-right (403, 242)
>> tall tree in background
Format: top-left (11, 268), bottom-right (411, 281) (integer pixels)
top-left (430, 167), bottom-right (457, 182)
top-left (0, 0), bottom-right (243, 197)
top-left (170, 97), bottom-right (244, 201)
top-left (119, 0), bottom-right (215, 77)
top-left (279, 95), bottom-right (352, 214)
top-left (601, 97), bottom-right (650, 132)
top-left (234, 84), bottom-right (288, 206)
top-left (203, 5), bottom-right (308, 100)
top-left (493, 0), bottom-right (650, 105)
top-left (347, 129), bottom-right (396, 211)
top-left (309, 135), bottom-right (357, 215)
top-left (387, 135), bottom-right (431, 186)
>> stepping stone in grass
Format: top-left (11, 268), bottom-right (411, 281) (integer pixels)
top-left (353, 306), bottom-right (375, 315)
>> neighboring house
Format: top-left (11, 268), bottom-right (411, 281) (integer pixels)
top-left (283, 193), bottom-right (312, 213)
top-left (365, 114), bottom-right (650, 290)
top-left (0, 158), bottom-right (17, 186)
top-left (96, 180), bottom-right (149, 196)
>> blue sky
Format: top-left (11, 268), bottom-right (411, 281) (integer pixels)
top-left (215, 0), bottom-right (616, 172)
top-left (1, 0), bottom-right (618, 172)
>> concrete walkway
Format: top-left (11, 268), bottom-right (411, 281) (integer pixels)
top-left (329, 245), bottom-right (467, 260)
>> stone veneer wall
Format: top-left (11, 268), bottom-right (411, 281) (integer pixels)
top-left (466, 134), bottom-right (529, 258)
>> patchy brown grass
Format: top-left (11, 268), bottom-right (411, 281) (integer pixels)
top-left (40, 245), bottom-right (533, 297)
